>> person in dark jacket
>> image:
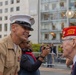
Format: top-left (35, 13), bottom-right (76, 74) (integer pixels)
top-left (50, 43), bottom-right (57, 65)
top-left (18, 40), bottom-right (50, 75)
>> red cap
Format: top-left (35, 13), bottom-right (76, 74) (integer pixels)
top-left (62, 26), bottom-right (76, 38)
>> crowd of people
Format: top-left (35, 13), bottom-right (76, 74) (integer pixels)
top-left (0, 14), bottom-right (76, 75)
top-left (40, 43), bottom-right (57, 67)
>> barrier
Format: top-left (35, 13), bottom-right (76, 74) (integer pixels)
top-left (33, 52), bottom-right (66, 67)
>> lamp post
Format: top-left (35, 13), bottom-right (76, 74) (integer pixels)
top-left (65, 0), bottom-right (75, 26)
top-left (66, 9), bottom-right (74, 18)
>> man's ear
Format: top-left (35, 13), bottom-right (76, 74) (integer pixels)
top-left (11, 24), bottom-right (17, 32)
top-left (73, 39), bottom-right (76, 47)
top-left (73, 42), bottom-right (75, 47)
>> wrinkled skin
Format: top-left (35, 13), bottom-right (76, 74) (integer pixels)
top-left (11, 24), bottom-right (30, 44)
top-left (61, 37), bottom-right (74, 58)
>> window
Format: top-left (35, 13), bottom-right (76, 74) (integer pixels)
top-left (50, 13), bottom-right (53, 20)
top-left (5, 16), bottom-right (8, 20)
top-left (60, 33), bottom-right (62, 39)
top-left (0, 24), bottom-right (2, 31)
top-left (60, 12), bottom-right (66, 18)
top-left (52, 3), bottom-right (56, 10)
top-left (11, 0), bottom-right (14, 4)
top-left (10, 7), bottom-right (14, 12)
top-left (0, 17), bottom-right (2, 21)
top-left (16, 0), bottom-right (20, 3)
top-left (44, 14), bottom-right (49, 20)
top-left (51, 33), bottom-right (56, 40)
top-left (44, 4), bottom-right (49, 11)
top-left (71, 11), bottom-right (76, 18)
top-left (0, 35), bottom-right (2, 38)
top-left (43, 23), bottom-right (49, 29)
top-left (5, 8), bottom-right (8, 13)
top-left (0, 2), bottom-right (3, 6)
top-left (5, 1), bottom-right (8, 5)
top-left (61, 22), bottom-right (64, 29)
top-left (74, 2), bottom-right (76, 8)
top-left (69, 2), bottom-right (76, 9)
top-left (60, 2), bottom-right (64, 7)
top-left (4, 23), bottom-right (7, 31)
top-left (4, 35), bottom-right (7, 37)
top-left (0, 9), bottom-right (2, 13)
top-left (52, 25), bottom-right (55, 30)
top-left (16, 7), bottom-right (20, 11)
top-left (44, 34), bottom-right (49, 40)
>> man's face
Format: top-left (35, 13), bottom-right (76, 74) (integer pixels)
top-left (61, 37), bottom-right (74, 58)
top-left (12, 24), bottom-right (30, 41)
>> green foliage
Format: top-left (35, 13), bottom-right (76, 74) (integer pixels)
top-left (58, 45), bottom-right (63, 53)
top-left (32, 44), bottom-right (41, 52)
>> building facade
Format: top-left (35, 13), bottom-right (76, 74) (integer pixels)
top-left (0, 0), bottom-right (29, 37)
top-left (29, 0), bottom-right (39, 43)
top-left (39, 0), bottom-right (76, 46)
top-left (0, 0), bottom-right (76, 45)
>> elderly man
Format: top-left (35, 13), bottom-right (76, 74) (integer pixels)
top-left (61, 26), bottom-right (76, 75)
top-left (0, 14), bottom-right (34, 75)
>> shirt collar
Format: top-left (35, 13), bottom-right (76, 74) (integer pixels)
top-left (73, 55), bottom-right (76, 64)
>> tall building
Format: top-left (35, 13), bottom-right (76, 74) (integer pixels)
top-left (0, 0), bottom-right (30, 38)
top-left (0, 0), bottom-right (38, 43)
top-left (1, 0), bottom-right (76, 45)
top-left (29, 0), bottom-right (39, 43)
top-left (39, 0), bottom-right (76, 46)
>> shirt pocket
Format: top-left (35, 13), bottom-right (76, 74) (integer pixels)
top-left (5, 50), bottom-right (15, 68)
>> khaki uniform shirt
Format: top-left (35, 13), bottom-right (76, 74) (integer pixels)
top-left (0, 35), bottom-right (22, 75)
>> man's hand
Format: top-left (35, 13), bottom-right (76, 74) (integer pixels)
top-left (0, 71), bottom-right (3, 75)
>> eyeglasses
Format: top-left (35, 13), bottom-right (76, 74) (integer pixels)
top-left (21, 41), bottom-right (30, 44)
top-left (60, 38), bottom-right (74, 43)
top-left (21, 25), bottom-right (31, 30)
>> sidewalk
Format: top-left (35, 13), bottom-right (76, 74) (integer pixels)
top-left (42, 62), bottom-right (72, 69)
top-left (39, 66), bottom-right (71, 75)
top-left (39, 63), bottom-right (71, 74)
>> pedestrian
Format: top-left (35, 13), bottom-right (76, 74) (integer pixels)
top-left (0, 14), bottom-right (34, 75)
top-left (46, 44), bottom-right (52, 67)
top-left (18, 40), bottom-right (50, 75)
top-left (50, 43), bottom-right (56, 66)
top-left (61, 26), bottom-right (76, 75)
top-left (39, 43), bottom-right (45, 52)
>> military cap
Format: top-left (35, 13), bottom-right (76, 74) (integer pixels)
top-left (62, 26), bottom-right (76, 38)
top-left (10, 14), bottom-right (35, 31)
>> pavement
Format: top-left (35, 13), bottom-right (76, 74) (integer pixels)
top-left (39, 63), bottom-right (71, 75)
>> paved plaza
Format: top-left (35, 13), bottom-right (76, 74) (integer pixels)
top-left (39, 64), bottom-right (71, 75)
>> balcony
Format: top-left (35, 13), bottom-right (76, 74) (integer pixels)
top-left (41, 29), bottom-right (62, 32)
top-left (39, 39), bottom-right (61, 44)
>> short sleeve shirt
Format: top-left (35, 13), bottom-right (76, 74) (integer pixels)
top-left (0, 35), bottom-right (21, 75)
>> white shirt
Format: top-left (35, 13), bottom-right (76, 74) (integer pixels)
top-left (14, 44), bottom-right (18, 53)
top-left (73, 55), bottom-right (76, 64)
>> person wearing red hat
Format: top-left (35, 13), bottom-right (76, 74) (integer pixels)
top-left (61, 26), bottom-right (76, 75)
